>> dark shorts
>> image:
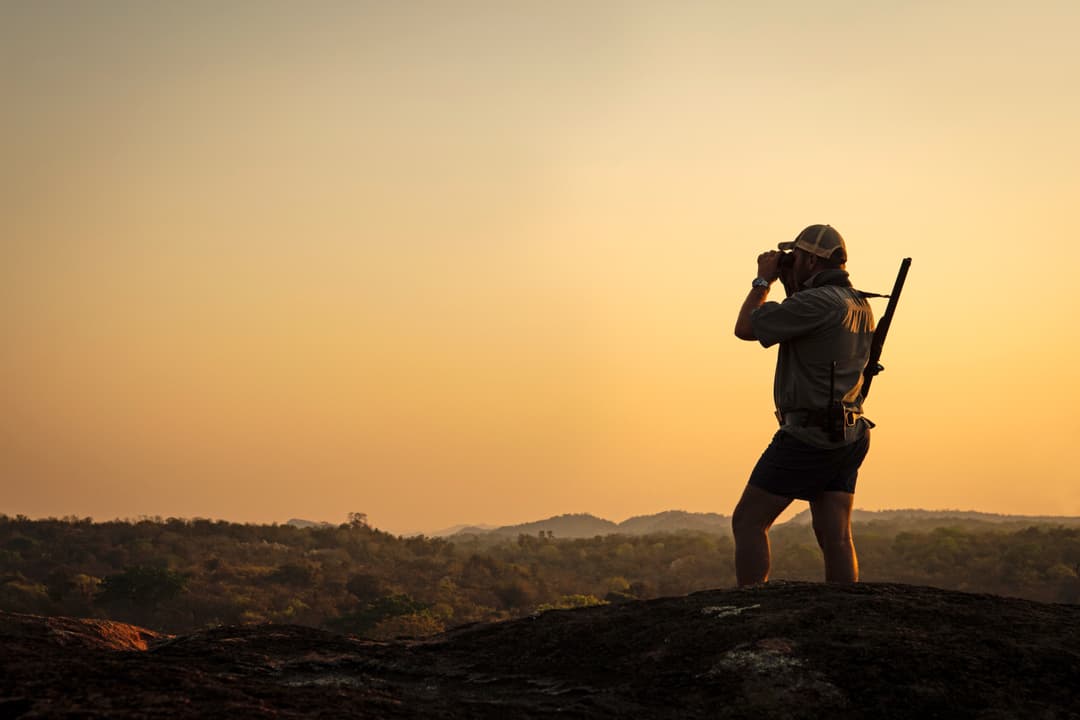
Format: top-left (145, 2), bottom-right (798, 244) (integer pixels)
top-left (747, 429), bottom-right (870, 501)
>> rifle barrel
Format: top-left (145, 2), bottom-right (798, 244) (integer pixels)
top-left (862, 257), bottom-right (911, 400)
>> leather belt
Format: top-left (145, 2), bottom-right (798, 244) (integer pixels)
top-left (776, 408), bottom-right (861, 428)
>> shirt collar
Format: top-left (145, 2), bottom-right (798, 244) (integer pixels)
top-left (801, 269), bottom-right (851, 290)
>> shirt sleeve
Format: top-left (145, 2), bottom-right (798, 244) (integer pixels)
top-left (750, 293), bottom-right (832, 348)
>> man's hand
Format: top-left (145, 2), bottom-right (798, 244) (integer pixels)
top-left (736, 250), bottom-right (783, 340)
top-left (757, 251), bottom-right (782, 282)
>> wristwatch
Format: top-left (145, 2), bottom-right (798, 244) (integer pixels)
top-left (751, 277), bottom-right (771, 289)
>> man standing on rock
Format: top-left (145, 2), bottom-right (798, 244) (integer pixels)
top-left (731, 224), bottom-right (875, 585)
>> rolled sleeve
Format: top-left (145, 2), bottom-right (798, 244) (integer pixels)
top-left (751, 295), bottom-right (830, 348)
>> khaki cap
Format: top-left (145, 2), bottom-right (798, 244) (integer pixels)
top-left (778, 224), bottom-right (847, 261)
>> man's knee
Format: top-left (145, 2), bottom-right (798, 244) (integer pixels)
top-left (732, 502), bottom-right (772, 538)
top-left (821, 531), bottom-right (854, 551)
top-left (810, 492), bottom-right (855, 547)
top-left (732, 484), bottom-right (792, 540)
top-left (731, 505), bottom-right (760, 539)
top-left (812, 519), bottom-right (853, 550)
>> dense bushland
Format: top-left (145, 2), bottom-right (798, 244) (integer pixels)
top-left (1, 513), bottom-right (1076, 638)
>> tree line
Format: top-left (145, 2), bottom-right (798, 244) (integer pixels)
top-left (1, 513), bottom-right (1077, 638)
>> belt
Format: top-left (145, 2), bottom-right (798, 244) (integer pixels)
top-left (776, 407), bottom-right (862, 428)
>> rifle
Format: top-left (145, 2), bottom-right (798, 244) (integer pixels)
top-left (861, 257), bottom-right (911, 401)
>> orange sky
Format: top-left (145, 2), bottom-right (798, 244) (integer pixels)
top-left (3, 2), bottom-right (1079, 533)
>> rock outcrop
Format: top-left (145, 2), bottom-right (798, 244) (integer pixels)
top-left (3, 582), bottom-right (1078, 718)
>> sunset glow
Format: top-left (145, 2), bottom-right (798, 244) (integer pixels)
top-left (4, 2), bottom-right (1079, 533)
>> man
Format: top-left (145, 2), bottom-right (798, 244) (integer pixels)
top-left (731, 224), bottom-right (875, 585)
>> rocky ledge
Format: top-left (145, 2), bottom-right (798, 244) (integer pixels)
top-left (2, 582), bottom-right (1078, 719)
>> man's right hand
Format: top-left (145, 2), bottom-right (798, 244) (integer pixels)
top-left (757, 251), bottom-right (782, 282)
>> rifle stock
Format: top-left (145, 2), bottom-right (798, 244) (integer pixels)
top-left (862, 257), bottom-right (911, 400)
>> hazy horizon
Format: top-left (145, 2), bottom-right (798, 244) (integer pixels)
top-left (4, 2), bottom-right (1079, 536)
top-left (7, 504), bottom-right (1079, 539)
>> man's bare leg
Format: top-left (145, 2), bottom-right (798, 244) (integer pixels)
top-left (732, 484), bottom-right (793, 586)
top-left (810, 491), bottom-right (858, 582)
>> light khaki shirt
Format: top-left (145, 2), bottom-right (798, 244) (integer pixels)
top-left (750, 269), bottom-right (876, 448)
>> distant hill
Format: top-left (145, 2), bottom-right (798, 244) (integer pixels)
top-left (429, 523), bottom-right (498, 537)
top-left (285, 518), bottom-right (334, 529)
top-left (487, 513), bottom-right (619, 538)
top-left (448, 507), bottom-right (1080, 539)
top-left (616, 510), bottom-right (729, 535)
top-left (782, 508), bottom-right (1080, 527)
top-left (453, 511), bottom-right (732, 538)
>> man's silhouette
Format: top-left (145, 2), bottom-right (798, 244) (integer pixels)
top-left (732, 224), bottom-right (875, 584)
